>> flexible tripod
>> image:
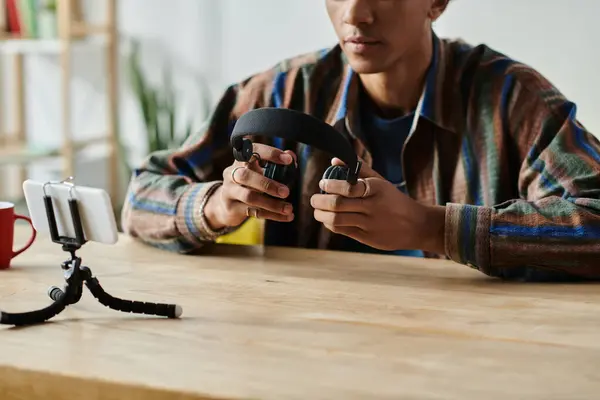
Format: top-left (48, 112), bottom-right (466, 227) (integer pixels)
top-left (0, 181), bottom-right (182, 326)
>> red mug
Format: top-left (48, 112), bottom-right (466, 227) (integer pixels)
top-left (0, 202), bottom-right (36, 269)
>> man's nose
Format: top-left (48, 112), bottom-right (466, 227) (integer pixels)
top-left (342, 0), bottom-right (375, 26)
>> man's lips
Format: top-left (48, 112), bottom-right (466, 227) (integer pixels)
top-left (343, 35), bottom-right (382, 45)
top-left (343, 35), bottom-right (383, 54)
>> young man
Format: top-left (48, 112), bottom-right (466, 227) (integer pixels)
top-left (121, 0), bottom-right (600, 281)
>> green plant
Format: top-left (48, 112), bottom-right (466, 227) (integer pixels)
top-left (115, 40), bottom-right (211, 231)
top-left (42, 0), bottom-right (57, 12)
top-left (127, 39), bottom-right (196, 154)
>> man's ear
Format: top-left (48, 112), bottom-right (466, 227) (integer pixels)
top-left (428, 0), bottom-right (450, 21)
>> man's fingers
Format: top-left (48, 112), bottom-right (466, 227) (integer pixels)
top-left (331, 157), bottom-right (346, 167)
top-left (310, 194), bottom-right (367, 213)
top-left (252, 143), bottom-right (295, 165)
top-left (226, 165), bottom-right (290, 199)
top-left (331, 157), bottom-right (383, 179)
top-left (319, 178), bottom-right (372, 199)
top-left (228, 185), bottom-right (293, 216)
top-left (283, 149), bottom-right (298, 165)
top-left (242, 148), bottom-right (297, 175)
top-left (313, 209), bottom-right (368, 230)
top-left (232, 201), bottom-right (294, 223)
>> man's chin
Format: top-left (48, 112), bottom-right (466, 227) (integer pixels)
top-left (347, 63), bottom-right (384, 75)
top-left (345, 58), bottom-right (386, 75)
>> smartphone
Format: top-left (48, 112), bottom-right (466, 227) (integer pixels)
top-left (22, 179), bottom-right (118, 245)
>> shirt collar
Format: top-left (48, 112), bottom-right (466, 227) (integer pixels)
top-left (327, 31), bottom-right (459, 138)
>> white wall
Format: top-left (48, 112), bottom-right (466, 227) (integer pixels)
top-left (220, 0), bottom-right (335, 84)
top-left (2, 0), bottom-right (599, 203)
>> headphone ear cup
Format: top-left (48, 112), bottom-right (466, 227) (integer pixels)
top-left (264, 162), bottom-right (297, 194)
top-left (321, 165), bottom-right (349, 194)
top-left (233, 138), bottom-right (254, 162)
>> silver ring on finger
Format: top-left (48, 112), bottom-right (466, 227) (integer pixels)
top-left (231, 166), bottom-right (245, 185)
top-left (358, 178), bottom-right (371, 198)
top-left (246, 206), bottom-right (259, 218)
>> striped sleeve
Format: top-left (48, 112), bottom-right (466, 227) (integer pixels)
top-left (445, 73), bottom-right (600, 281)
top-left (121, 79), bottom-right (271, 252)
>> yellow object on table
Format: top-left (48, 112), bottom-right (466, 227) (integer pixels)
top-left (215, 217), bottom-right (264, 245)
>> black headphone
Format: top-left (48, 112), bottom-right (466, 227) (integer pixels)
top-left (230, 108), bottom-right (362, 193)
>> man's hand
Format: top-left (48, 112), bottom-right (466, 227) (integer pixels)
top-left (310, 158), bottom-right (446, 255)
top-left (204, 143), bottom-right (297, 230)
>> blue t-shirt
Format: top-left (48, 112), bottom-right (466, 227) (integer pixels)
top-left (334, 101), bottom-right (424, 258)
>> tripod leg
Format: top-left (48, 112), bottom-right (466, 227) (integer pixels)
top-left (48, 283), bottom-right (82, 305)
top-left (84, 276), bottom-right (182, 319)
top-left (0, 255), bottom-right (88, 326)
top-left (1, 287), bottom-right (70, 326)
top-left (48, 286), bottom-right (65, 302)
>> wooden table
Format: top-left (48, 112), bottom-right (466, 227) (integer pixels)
top-left (1, 226), bottom-right (599, 399)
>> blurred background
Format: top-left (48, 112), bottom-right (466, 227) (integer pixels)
top-left (0, 0), bottom-right (598, 225)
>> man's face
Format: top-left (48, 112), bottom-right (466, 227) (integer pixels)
top-left (325, 0), bottom-right (446, 74)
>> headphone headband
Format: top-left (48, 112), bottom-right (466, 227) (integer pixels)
top-left (230, 108), bottom-right (361, 183)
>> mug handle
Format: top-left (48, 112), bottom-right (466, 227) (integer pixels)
top-left (12, 214), bottom-right (37, 259)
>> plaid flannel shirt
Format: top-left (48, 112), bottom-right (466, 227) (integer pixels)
top-left (121, 32), bottom-right (600, 281)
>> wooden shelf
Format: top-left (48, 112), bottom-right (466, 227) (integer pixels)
top-left (0, 0), bottom-right (119, 206)
top-left (0, 144), bottom-right (59, 164)
top-left (72, 22), bottom-right (109, 36)
top-left (0, 37), bottom-right (107, 54)
top-left (0, 135), bottom-right (108, 166)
